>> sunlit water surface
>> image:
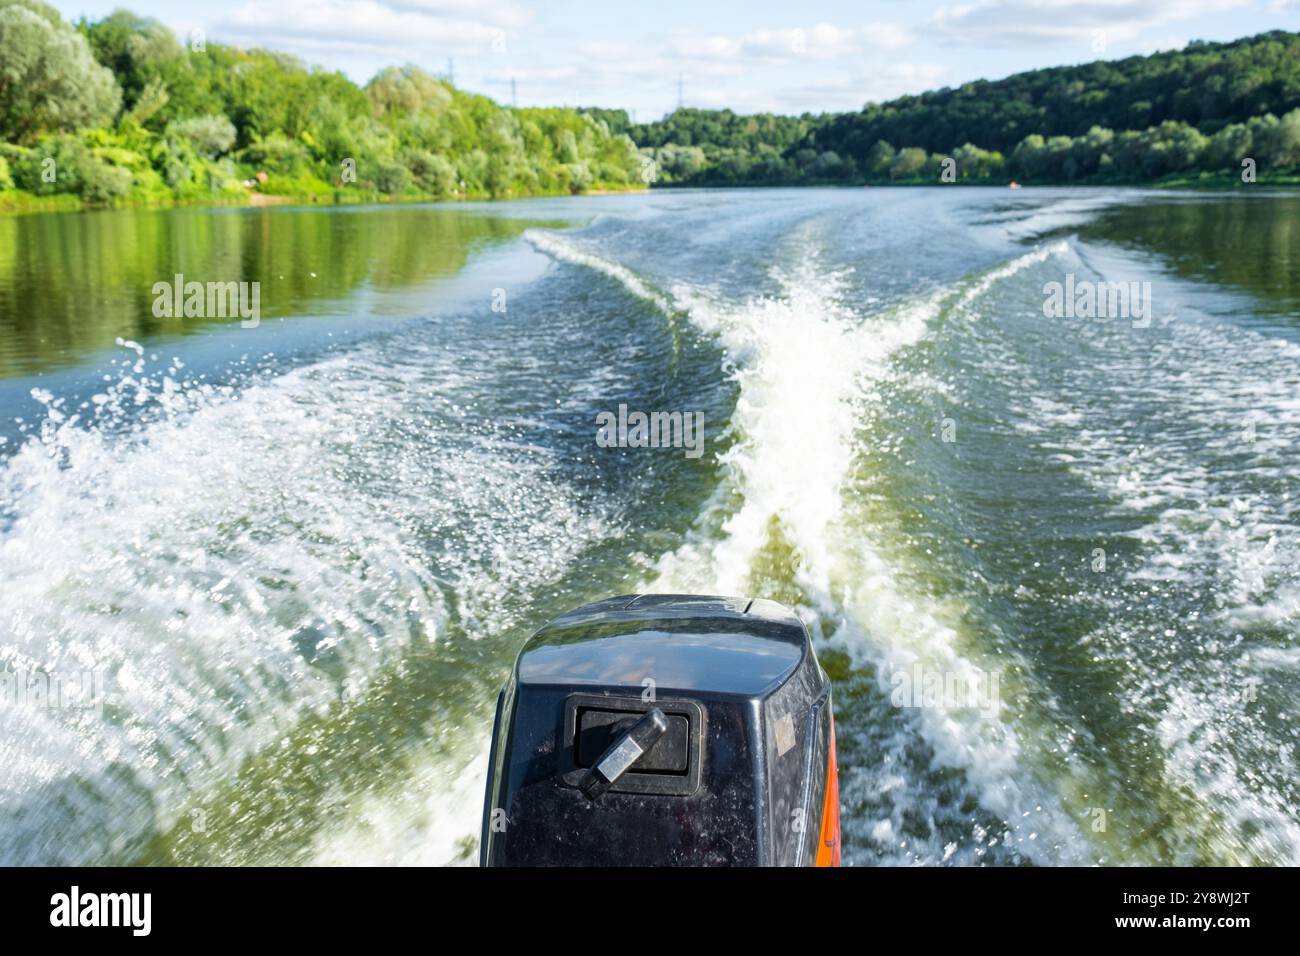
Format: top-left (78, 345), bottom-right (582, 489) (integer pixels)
top-left (1, 189), bottom-right (1297, 865)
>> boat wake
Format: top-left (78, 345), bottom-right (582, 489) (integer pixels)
top-left (526, 228), bottom-right (1090, 864)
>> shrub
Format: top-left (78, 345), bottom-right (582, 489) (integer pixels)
top-left (374, 160), bottom-right (410, 195)
top-left (890, 147), bottom-right (927, 179)
top-left (402, 148), bottom-right (456, 195)
top-left (0, 0), bottom-right (122, 143)
top-left (167, 114), bottom-right (237, 159)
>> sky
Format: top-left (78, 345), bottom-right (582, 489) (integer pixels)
top-left (50, 0), bottom-right (1300, 120)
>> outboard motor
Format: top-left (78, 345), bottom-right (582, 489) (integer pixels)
top-left (480, 594), bottom-right (840, 866)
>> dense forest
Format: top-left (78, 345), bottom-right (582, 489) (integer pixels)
top-left (2, 2), bottom-right (1299, 210)
top-left (0, 0), bottom-right (644, 209)
top-left (628, 30), bottom-right (1300, 186)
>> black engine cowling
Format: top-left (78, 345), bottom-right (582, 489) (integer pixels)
top-left (480, 594), bottom-right (840, 866)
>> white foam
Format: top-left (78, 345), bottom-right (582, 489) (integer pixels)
top-left (0, 334), bottom-right (607, 863)
top-left (995, 250), bottom-right (1300, 863)
top-left (525, 229), bottom-right (675, 315)
top-left (528, 231), bottom-right (1093, 864)
top-left (310, 746), bottom-right (489, 866)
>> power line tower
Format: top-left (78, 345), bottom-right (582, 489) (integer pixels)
top-left (447, 58), bottom-right (455, 86)
top-left (511, 77), bottom-right (517, 108)
top-left (676, 72), bottom-right (684, 111)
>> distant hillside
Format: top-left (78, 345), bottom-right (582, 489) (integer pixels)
top-left (616, 30), bottom-right (1300, 186)
top-left (811, 30), bottom-right (1300, 155)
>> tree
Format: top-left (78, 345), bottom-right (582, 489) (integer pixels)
top-left (1138, 121), bottom-right (1208, 176)
top-left (1209, 121), bottom-right (1252, 169)
top-left (806, 149), bottom-right (849, 179)
top-left (84, 9), bottom-right (182, 109)
top-left (167, 114), bottom-right (236, 158)
top-left (865, 139), bottom-right (895, 176)
top-left (952, 142), bottom-right (1005, 179)
top-left (1011, 134), bottom-right (1071, 179)
top-left (1068, 126), bottom-right (1113, 177)
top-left (1257, 108), bottom-right (1300, 168)
top-left (367, 65), bottom-right (451, 117)
top-left (374, 160), bottom-right (409, 194)
top-left (401, 149), bottom-right (456, 195)
top-left (890, 146), bottom-right (927, 180)
top-left (0, 0), bottom-right (121, 143)
top-left (795, 31), bottom-right (1300, 158)
top-left (10, 132), bottom-right (132, 201)
top-left (649, 143), bottom-right (706, 183)
top-left (924, 151), bottom-right (953, 180)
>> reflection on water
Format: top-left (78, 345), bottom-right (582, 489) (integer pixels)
top-left (0, 204), bottom-right (568, 379)
top-left (1079, 192), bottom-right (1300, 315)
top-left (2, 188), bottom-right (1299, 867)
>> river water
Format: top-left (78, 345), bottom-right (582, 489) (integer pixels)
top-left (1, 188), bottom-right (1297, 865)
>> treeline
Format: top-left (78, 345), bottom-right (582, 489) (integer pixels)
top-left (661, 111), bottom-right (1298, 186)
top-left (629, 109), bottom-right (819, 184)
top-left (621, 30), bottom-right (1300, 186)
top-left (4, 1), bottom-right (1299, 207)
top-left (0, 1), bottom-right (643, 208)
top-left (811, 31), bottom-right (1300, 156)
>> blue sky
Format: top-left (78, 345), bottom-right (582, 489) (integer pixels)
top-left (51, 0), bottom-right (1300, 119)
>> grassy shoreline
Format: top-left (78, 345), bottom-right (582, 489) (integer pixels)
top-left (648, 169), bottom-right (1300, 191)
top-left (0, 181), bottom-right (648, 216)
top-left (7, 172), bottom-right (1296, 218)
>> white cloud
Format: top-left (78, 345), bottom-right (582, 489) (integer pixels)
top-left (474, 19), bottom-right (925, 115)
top-left (218, 0), bottom-right (529, 59)
top-left (162, 0), bottom-right (1280, 118)
top-left (663, 63), bottom-right (949, 115)
top-left (480, 52), bottom-right (742, 110)
top-left (769, 64), bottom-right (951, 112)
top-left (384, 0), bottom-right (531, 28)
top-left (929, 0), bottom-right (1249, 47)
top-left (492, 21), bottom-right (921, 112)
top-left (670, 21), bottom-right (913, 64)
